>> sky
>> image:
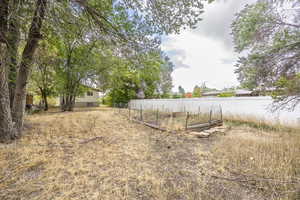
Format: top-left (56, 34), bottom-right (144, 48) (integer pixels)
top-left (161, 0), bottom-right (257, 92)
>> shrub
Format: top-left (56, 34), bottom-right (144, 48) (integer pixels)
top-left (218, 92), bottom-right (235, 97)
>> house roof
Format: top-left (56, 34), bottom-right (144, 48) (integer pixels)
top-left (81, 84), bottom-right (101, 92)
top-left (202, 91), bottom-right (221, 96)
top-left (235, 89), bottom-right (253, 95)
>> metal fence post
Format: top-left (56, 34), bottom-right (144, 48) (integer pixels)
top-left (140, 105), bottom-right (143, 121)
top-left (185, 112), bottom-right (189, 130)
top-left (128, 105), bottom-right (131, 120)
top-left (156, 108), bottom-right (159, 126)
top-left (219, 105), bottom-right (223, 121)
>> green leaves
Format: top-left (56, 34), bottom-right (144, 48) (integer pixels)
top-left (232, 0), bottom-right (300, 110)
top-left (193, 85), bottom-right (202, 97)
top-left (232, 2), bottom-right (271, 52)
top-left (104, 50), bottom-right (173, 105)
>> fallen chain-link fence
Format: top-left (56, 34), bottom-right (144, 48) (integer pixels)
top-left (113, 100), bottom-right (223, 132)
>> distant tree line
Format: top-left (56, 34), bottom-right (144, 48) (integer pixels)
top-left (173, 82), bottom-right (218, 98)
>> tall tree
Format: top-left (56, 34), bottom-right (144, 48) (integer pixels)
top-left (193, 85), bottom-right (202, 97)
top-left (105, 50), bottom-right (163, 105)
top-left (29, 41), bottom-right (57, 111)
top-left (232, 0), bottom-right (300, 110)
top-left (157, 55), bottom-right (173, 98)
top-left (178, 85), bottom-right (185, 97)
top-left (12, 0), bottom-right (47, 131)
top-left (7, 0), bottom-right (21, 108)
top-left (0, 0), bottom-right (16, 140)
top-left (55, 38), bottom-right (103, 111)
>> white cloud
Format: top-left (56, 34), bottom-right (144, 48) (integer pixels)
top-left (161, 0), bottom-right (257, 92)
top-left (162, 31), bottom-right (239, 91)
top-left (193, 0), bottom-right (257, 50)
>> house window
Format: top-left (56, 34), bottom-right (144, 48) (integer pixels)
top-left (87, 91), bottom-right (93, 96)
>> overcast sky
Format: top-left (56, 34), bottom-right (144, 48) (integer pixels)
top-left (162, 0), bottom-right (257, 92)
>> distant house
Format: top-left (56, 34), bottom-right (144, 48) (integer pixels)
top-left (74, 89), bottom-right (101, 107)
top-left (202, 91), bottom-right (221, 97)
top-left (253, 87), bottom-right (277, 96)
top-left (235, 89), bottom-right (257, 97)
top-left (202, 89), bottom-right (257, 97)
top-left (185, 92), bottom-right (193, 98)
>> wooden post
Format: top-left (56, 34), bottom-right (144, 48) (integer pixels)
top-left (219, 105), bottom-right (223, 121)
top-left (128, 105), bottom-right (131, 120)
top-left (209, 109), bottom-right (212, 123)
top-left (156, 108), bottom-right (159, 126)
top-left (185, 112), bottom-right (189, 130)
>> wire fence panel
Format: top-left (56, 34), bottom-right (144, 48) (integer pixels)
top-left (121, 99), bottom-right (224, 132)
top-left (113, 97), bottom-right (300, 130)
top-left (129, 98), bottom-right (222, 113)
top-left (130, 97), bottom-right (300, 125)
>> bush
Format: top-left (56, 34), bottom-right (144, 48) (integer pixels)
top-left (218, 92), bottom-right (235, 97)
top-left (102, 95), bottom-right (113, 106)
top-left (172, 94), bottom-right (181, 99)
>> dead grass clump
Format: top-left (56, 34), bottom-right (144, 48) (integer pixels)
top-left (210, 128), bottom-right (300, 199)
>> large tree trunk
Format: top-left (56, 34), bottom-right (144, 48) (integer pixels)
top-left (43, 93), bottom-right (49, 111)
top-left (40, 88), bottom-right (48, 111)
top-left (0, 0), bottom-right (17, 141)
top-left (12, 0), bottom-right (47, 131)
top-left (60, 76), bottom-right (79, 112)
top-left (0, 0), bottom-right (8, 43)
top-left (0, 44), bottom-right (16, 141)
top-left (7, 0), bottom-right (21, 109)
top-left (61, 95), bottom-right (75, 112)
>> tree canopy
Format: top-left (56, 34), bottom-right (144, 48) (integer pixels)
top-left (232, 0), bottom-right (300, 110)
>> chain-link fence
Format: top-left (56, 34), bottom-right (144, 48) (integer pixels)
top-left (113, 100), bottom-right (223, 132)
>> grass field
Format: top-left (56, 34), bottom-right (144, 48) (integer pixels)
top-left (0, 107), bottom-right (299, 200)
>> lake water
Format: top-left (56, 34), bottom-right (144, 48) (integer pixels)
top-left (129, 97), bottom-right (300, 126)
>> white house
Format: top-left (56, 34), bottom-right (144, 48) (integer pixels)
top-left (74, 89), bottom-right (101, 107)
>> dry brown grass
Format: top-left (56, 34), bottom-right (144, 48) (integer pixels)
top-left (0, 107), bottom-right (210, 200)
top-left (223, 114), bottom-right (300, 132)
top-left (1, 108), bottom-right (299, 200)
top-left (207, 124), bottom-right (300, 200)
